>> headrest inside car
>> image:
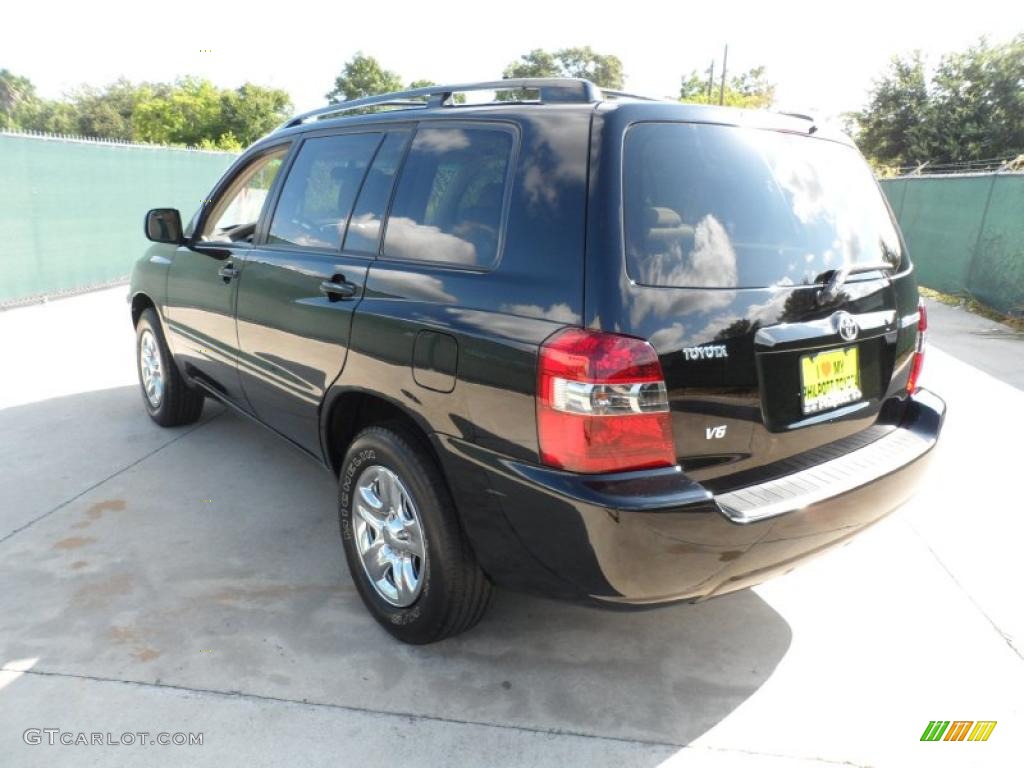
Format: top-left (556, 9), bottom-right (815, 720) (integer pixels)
top-left (644, 206), bottom-right (683, 228)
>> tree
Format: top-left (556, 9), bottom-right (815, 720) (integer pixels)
top-left (848, 53), bottom-right (931, 167)
top-left (0, 69), bottom-right (37, 129)
top-left (502, 47), bottom-right (625, 89)
top-left (132, 78), bottom-right (291, 150)
top-left (68, 79), bottom-right (140, 140)
top-left (3, 73), bottom-right (288, 149)
top-left (325, 52), bottom-right (403, 103)
top-left (851, 35), bottom-right (1024, 168)
top-left (503, 49), bottom-right (560, 80)
top-left (3, 74), bottom-right (145, 138)
top-left (679, 65), bottom-right (775, 108)
top-left (132, 77), bottom-right (226, 147)
top-left (220, 83), bottom-right (292, 144)
top-left (136, 79), bottom-right (289, 149)
top-left (556, 47), bottom-right (625, 89)
top-left (928, 36), bottom-right (1024, 164)
top-left (19, 100), bottom-right (78, 134)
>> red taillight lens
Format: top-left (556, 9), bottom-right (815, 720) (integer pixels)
top-left (537, 328), bottom-right (675, 473)
top-left (906, 300), bottom-right (927, 395)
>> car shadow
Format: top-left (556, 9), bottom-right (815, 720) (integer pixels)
top-left (0, 384), bottom-right (792, 749)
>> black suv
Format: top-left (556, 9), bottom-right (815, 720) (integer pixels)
top-left (132, 78), bottom-right (944, 643)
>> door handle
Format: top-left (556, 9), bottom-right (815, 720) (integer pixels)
top-left (218, 264), bottom-right (240, 282)
top-left (320, 277), bottom-right (358, 301)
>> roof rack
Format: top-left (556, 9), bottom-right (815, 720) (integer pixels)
top-left (600, 89), bottom-right (661, 102)
top-left (276, 78), bottom-right (618, 131)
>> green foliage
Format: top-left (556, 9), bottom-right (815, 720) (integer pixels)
top-left (325, 52), bottom-right (404, 103)
top-left (323, 59), bottom-right (466, 107)
top-left (848, 52), bottom-right (931, 167)
top-left (16, 100), bottom-right (78, 135)
top-left (68, 79), bottom-right (140, 139)
top-left (679, 65), bottom-right (775, 108)
top-left (852, 35), bottom-right (1024, 168)
top-left (134, 78), bottom-right (290, 148)
top-left (1, 68), bottom-right (37, 129)
top-left (221, 83), bottom-right (292, 143)
top-left (197, 132), bottom-right (243, 152)
top-left (1, 70), bottom-right (290, 149)
top-left (503, 49), bottom-right (560, 80)
top-left (502, 47), bottom-right (625, 89)
top-left (132, 78), bottom-right (222, 146)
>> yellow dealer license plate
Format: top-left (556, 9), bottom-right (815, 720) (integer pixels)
top-left (800, 346), bottom-right (862, 415)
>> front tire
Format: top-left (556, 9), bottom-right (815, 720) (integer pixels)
top-left (338, 424), bottom-right (492, 643)
top-left (135, 308), bottom-right (204, 427)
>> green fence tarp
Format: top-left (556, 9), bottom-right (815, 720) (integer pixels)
top-left (2, 134), bottom-right (1021, 315)
top-left (0, 133), bottom-right (237, 304)
top-left (880, 173), bottom-right (1024, 315)
top-left (968, 175), bottom-right (1024, 316)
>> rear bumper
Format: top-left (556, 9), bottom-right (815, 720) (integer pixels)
top-left (436, 389), bottom-right (945, 605)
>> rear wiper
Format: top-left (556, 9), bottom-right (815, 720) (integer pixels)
top-left (816, 262), bottom-right (895, 304)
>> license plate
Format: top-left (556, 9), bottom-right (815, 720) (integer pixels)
top-left (800, 346), bottom-right (862, 415)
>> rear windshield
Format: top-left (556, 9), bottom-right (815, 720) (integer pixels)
top-left (623, 122), bottom-right (905, 289)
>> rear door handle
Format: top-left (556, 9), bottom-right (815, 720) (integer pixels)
top-left (218, 264), bottom-right (240, 281)
top-left (320, 277), bottom-right (358, 301)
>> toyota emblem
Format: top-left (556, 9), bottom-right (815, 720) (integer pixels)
top-left (835, 312), bottom-right (859, 342)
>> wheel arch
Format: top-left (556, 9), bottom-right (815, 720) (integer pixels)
top-left (322, 389), bottom-right (443, 478)
top-left (130, 291), bottom-right (157, 327)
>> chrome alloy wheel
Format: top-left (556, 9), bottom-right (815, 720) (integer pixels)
top-left (353, 465), bottom-right (427, 607)
top-left (139, 329), bottom-right (164, 408)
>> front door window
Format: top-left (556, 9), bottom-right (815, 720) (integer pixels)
top-left (200, 148), bottom-right (288, 244)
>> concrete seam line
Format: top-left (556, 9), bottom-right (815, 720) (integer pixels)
top-left (0, 411), bottom-right (224, 547)
top-left (902, 517), bottom-right (1024, 663)
top-left (3, 667), bottom-right (866, 766)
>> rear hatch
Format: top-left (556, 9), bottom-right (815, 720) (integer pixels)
top-left (614, 120), bottom-right (920, 489)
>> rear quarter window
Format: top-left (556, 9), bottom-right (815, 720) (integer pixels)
top-left (622, 122), bottom-right (905, 289)
top-left (382, 125), bottom-right (514, 268)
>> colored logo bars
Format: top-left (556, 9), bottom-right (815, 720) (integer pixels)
top-left (921, 721), bottom-right (997, 742)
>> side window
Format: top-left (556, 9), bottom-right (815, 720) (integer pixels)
top-left (343, 131), bottom-right (411, 254)
top-left (201, 147), bottom-right (288, 243)
top-left (267, 133), bottom-right (382, 250)
top-left (383, 126), bottom-right (513, 268)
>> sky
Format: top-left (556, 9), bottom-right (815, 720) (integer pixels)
top-left (5, 0), bottom-right (1022, 121)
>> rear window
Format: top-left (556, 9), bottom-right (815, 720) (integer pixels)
top-left (623, 122), bottom-right (905, 289)
top-left (383, 126), bottom-right (513, 268)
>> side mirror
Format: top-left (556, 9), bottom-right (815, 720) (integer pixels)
top-left (144, 208), bottom-right (184, 244)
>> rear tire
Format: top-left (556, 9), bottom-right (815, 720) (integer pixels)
top-left (338, 424), bottom-right (492, 643)
top-left (135, 308), bottom-right (204, 427)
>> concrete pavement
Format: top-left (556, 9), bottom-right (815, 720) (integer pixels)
top-left (920, 297), bottom-right (1024, 390)
top-left (1, 287), bottom-right (1021, 767)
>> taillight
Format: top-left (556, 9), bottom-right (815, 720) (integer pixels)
top-left (537, 328), bottom-right (675, 473)
top-left (906, 299), bottom-right (927, 395)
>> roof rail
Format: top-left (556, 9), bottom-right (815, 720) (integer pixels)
top-left (600, 89), bottom-right (662, 102)
top-left (778, 111), bottom-right (815, 122)
top-left (277, 78), bottom-right (605, 131)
